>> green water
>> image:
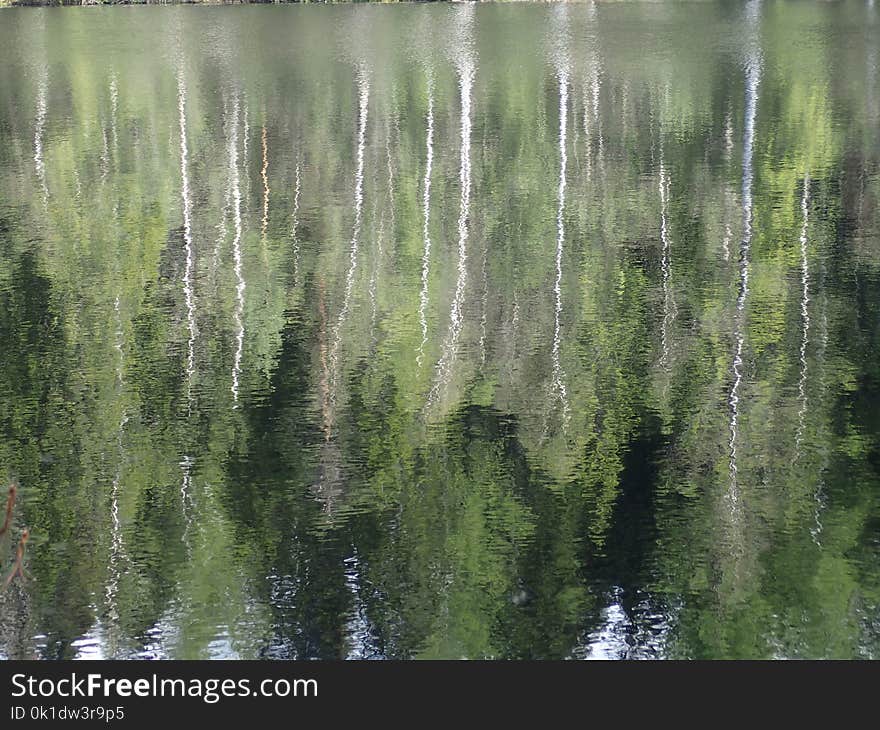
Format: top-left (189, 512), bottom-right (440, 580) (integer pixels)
top-left (0, 2), bottom-right (878, 659)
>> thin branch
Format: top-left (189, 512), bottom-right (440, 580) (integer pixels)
top-left (3, 528), bottom-right (30, 591)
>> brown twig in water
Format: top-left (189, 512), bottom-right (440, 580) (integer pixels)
top-left (0, 484), bottom-right (16, 538)
top-left (3, 528), bottom-right (29, 591)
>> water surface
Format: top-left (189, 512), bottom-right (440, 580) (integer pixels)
top-left (0, 2), bottom-right (879, 659)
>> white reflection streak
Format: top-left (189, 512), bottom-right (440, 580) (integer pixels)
top-left (449, 56), bottom-right (474, 363)
top-left (512, 291), bottom-right (520, 334)
top-left (585, 0), bottom-right (602, 176)
top-left (722, 111), bottom-right (734, 262)
top-left (591, 64), bottom-right (603, 172)
top-left (113, 294), bottom-right (125, 390)
top-left (329, 67), bottom-right (369, 396)
top-left (110, 75), bottom-right (119, 158)
top-left (105, 295), bottom-right (128, 641)
top-left (291, 161), bottom-right (301, 287)
top-left (582, 82), bottom-right (592, 179)
top-left (811, 275), bottom-right (829, 545)
top-left (101, 127), bottom-right (110, 185)
top-left (479, 247), bottom-right (488, 368)
top-left (230, 95), bottom-right (245, 405)
top-left (343, 551), bottom-right (377, 659)
top-left (34, 67), bottom-right (48, 206)
top-left (177, 67), bottom-right (197, 396)
top-left (106, 462), bottom-right (124, 629)
top-left (242, 103), bottom-right (250, 223)
top-left (552, 65), bottom-right (570, 424)
top-left (728, 45), bottom-right (761, 511)
top-left (417, 76), bottom-right (435, 368)
top-left (180, 455), bottom-right (194, 552)
top-left (261, 125), bottom-right (270, 244)
top-left (659, 157), bottom-right (676, 368)
top-left (430, 11), bottom-right (474, 406)
top-left (795, 175), bottom-right (811, 453)
top-left (385, 106), bottom-right (397, 243)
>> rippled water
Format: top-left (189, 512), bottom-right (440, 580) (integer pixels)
top-left (1, 2), bottom-right (879, 659)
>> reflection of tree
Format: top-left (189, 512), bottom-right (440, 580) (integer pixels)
top-left (1, 3), bottom-right (879, 659)
top-left (428, 4), bottom-right (476, 413)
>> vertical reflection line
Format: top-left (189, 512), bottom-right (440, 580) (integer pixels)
top-left (106, 440), bottom-right (125, 639)
top-left (177, 61), bottom-right (196, 554)
top-left (242, 103), bottom-right (250, 225)
top-left (104, 70), bottom-right (125, 648)
top-left (429, 6), bottom-right (474, 406)
top-left (291, 160), bottom-right (301, 287)
top-left (110, 74), bottom-right (119, 163)
top-left (101, 126), bottom-right (110, 186)
top-left (572, 77), bottom-right (580, 172)
top-left (728, 32), bottom-right (761, 512)
top-left (230, 94), bottom-right (245, 405)
top-left (659, 138), bottom-right (676, 369)
top-left (34, 67), bottom-right (49, 207)
top-left (811, 260), bottom-right (829, 545)
top-left (177, 65), bottom-right (197, 399)
top-left (552, 64), bottom-right (570, 425)
top-left (659, 159), bottom-right (670, 365)
top-left (722, 109), bottom-right (734, 262)
top-left (449, 52), bottom-right (474, 369)
top-left (417, 74), bottom-right (434, 368)
top-left (368, 151), bottom-right (381, 330)
top-left (109, 75), bottom-right (120, 221)
top-left (582, 79), bottom-right (592, 180)
top-left (590, 63), bottom-right (604, 178)
top-left (105, 294), bottom-right (128, 651)
top-left (479, 246), bottom-right (488, 368)
top-left (179, 455), bottom-right (194, 554)
top-left (795, 174), bottom-right (811, 454)
top-left (261, 124), bottom-right (270, 246)
top-left (329, 65), bottom-right (370, 414)
top-left (385, 97), bottom-right (397, 245)
top-left (586, 0), bottom-right (602, 181)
